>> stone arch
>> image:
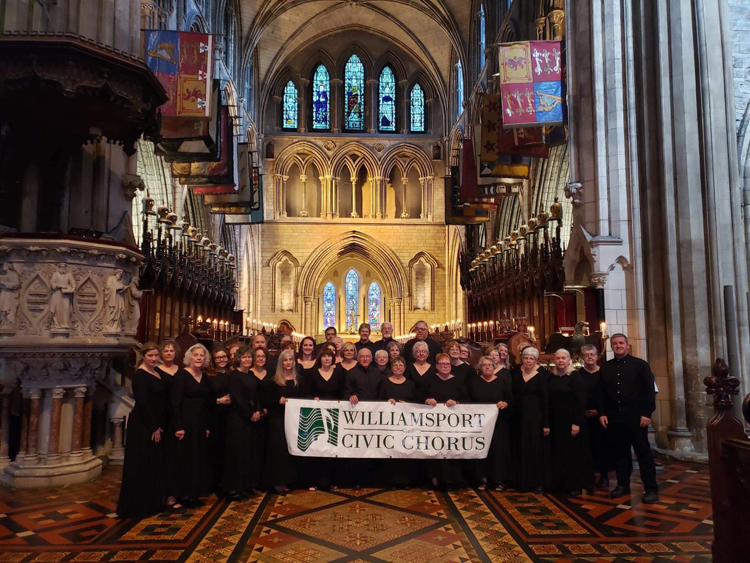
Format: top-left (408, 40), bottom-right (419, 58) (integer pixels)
top-left (273, 141), bottom-right (330, 177)
top-left (185, 10), bottom-right (208, 32)
top-left (298, 231), bottom-right (407, 334)
top-left (330, 142), bottom-right (380, 179)
top-left (380, 144), bottom-right (434, 179)
top-left (300, 49), bottom-right (337, 82)
top-left (408, 251), bottom-right (440, 311)
top-left (336, 43), bottom-right (374, 79)
top-left (271, 68), bottom-right (302, 98)
top-left (373, 52), bottom-right (408, 84)
top-left (499, 19), bottom-right (519, 42)
top-left (269, 250), bottom-right (300, 313)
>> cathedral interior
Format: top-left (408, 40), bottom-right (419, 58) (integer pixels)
top-left (0, 0), bottom-right (749, 560)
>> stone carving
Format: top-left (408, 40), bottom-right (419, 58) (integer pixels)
top-left (49, 263), bottom-right (76, 330)
top-left (0, 263), bottom-right (20, 332)
top-left (103, 270), bottom-right (127, 334)
top-left (124, 278), bottom-right (143, 335)
top-left (73, 275), bottom-right (103, 329)
top-left (564, 182), bottom-right (584, 208)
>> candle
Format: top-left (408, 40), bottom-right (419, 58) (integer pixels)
top-left (600, 321), bottom-right (607, 338)
top-left (528, 326), bottom-right (535, 341)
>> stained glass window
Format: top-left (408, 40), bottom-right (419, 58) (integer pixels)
top-left (323, 282), bottom-right (336, 329)
top-left (345, 269), bottom-right (359, 332)
top-left (478, 4), bottom-right (486, 69)
top-left (456, 60), bottom-right (464, 117)
top-left (411, 83), bottom-right (425, 132)
top-left (344, 55), bottom-right (365, 131)
top-left (312, 65), bottom-right (330, 130)
top-left (282, 81), bottom-right (298, 130)
top-left (378, 66), bottom-right (396, 132)
top-left (368, 282), bottom-right (382, 330)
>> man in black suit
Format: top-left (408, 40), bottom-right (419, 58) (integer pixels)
top-left (376, 321), bottom-right (395, 350)
top-left (403, 320), bottom-right (443, 364)
top-left (354, 323), bottom-right (378, 354)
top-left (315, 326), bottom-right (337, 354)
top-left (599, 334), bottom-right (659, 504)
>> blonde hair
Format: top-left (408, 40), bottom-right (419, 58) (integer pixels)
top-left (341, 341), bottom-right (357, 358)
top-left (273, 349), bottom-right (298, 386)
top-left (183, 343), bottom-right (211, 369)
top-left (495, 343), bottom-right (510, 369)
top-left (554, 348), bottom-right (574, 375)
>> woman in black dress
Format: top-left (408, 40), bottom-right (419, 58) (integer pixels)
top-left (306, 348), bottom-right (345, 490)
top-left (445, 340), bottom-right (474, 383)
top-left (209, 347), bottom-right (231, 494)
top-left (386, 341), bottom-right (403, 366)
top-left (407, 341), bottom-right (436, 403)
top-left (169, 343), bottom-right (214, 507)
top-left (156, 340), bottom-right (180, 508)
top-left (297, 336), bottom-right (317, 376)
top-left (511, 346), bottom-right (550, 492)
top-left (424, 353), bottom-right (469, 489)
top-left (334, 342), bottom-right (359, 377)
top-left (493, 344), bottom-right (511, 374)
top-left (224, 346), bottom-right (262, 497)
top-left (469, 356), bottom-right (513, 491)
top-left (580, 344), bottom-right (609, 489)
top-left (117, 343), bottom-right (169, 518)
top-left (250, 347), bottom-right (272, 490)
top-left (547, 349), bottom-right (594, 495)
top-left (373, 349), bottom-right (392, 377)
top-left (266, 349), bottom-right (306, 492)
top-left (378, 356), bottom-right (418, 487)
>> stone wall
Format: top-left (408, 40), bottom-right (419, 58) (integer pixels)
top-left (729, 0), bottom-right (750, 133)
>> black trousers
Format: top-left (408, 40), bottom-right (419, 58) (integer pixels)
top-left (610, 419), bottom-right (657, 493)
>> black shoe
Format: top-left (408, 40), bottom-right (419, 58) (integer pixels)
top-left (642, 491), bottom-right (659, 504)
top-left (609, 486), bottom-right (631, 498)
top-left (597, 476), bottom-right (609, 489)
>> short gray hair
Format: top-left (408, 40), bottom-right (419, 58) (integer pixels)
top-left (412, 341), bottom-right (429, 357)
top-left (477, 355), bottom-right (495, 370)
top-left (521, 346), bottom-right (539, 361)
top-left (580, 344), bottom-right (598, 355)
top-left (374, 349), bottom-right (388, 361)
top-left (183, 344), bottom-right (211, 368)
top-left (357, 347), bottom-right (373, 357)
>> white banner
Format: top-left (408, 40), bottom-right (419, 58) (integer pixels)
top-left (284, 399), bottom-right (498, 459)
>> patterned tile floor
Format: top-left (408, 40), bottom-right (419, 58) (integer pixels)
top-left (0, 459), bottom-right (713, 562)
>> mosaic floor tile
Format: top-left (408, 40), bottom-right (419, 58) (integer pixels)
top-left (0, 459), bottom-right (714, 561)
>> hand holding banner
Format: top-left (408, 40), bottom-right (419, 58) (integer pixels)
top-left (284, 399), bottom-right (498, 459)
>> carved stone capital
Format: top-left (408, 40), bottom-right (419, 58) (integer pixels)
top-left (121, 174), bottom-right (145, 202)
top-left (74, 386), bottom-right (87, 399)
top-left (51, 388), bottom-right (65, 400)
top-left (590, 272), bottom-right (607, 288)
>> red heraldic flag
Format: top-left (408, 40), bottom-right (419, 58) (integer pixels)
top-left (145, 31), bottom-right (213, 118)
top-left (498, 41), bottom-right (564, 128)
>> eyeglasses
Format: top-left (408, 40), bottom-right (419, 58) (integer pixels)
top-left (437, 362), bottom-right (451, 366)
top-left (215, 355), bottom-right (228, 360)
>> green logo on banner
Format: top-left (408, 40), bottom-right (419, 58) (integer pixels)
top-left (298, 407), bottom-right (339, 452)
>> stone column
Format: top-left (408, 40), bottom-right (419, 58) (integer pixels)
top-left (16, 390), bottom-right (29, 464)
top-left (330, 78), bottom-right (343, 133)
top-left (399, 79), bottom-right (409, 134)
top-left (82, 385), bottom-right (94, 458)
top-left (303, 296), bottom-right (313, 335)
top-left (319, 176), bottom-right (328, 218)
top-left (280, 175), bottom-right (289, 218)
top-left (332, 177), bottom-right (340, 218)
top-left (0, 386), bottom-right (12, 467)
top-left (273, 174), bottom-right (284, 219)
top-left (46, 388), bottom-right (65, 465)
top-left (70, 386), bottom-right (87, 461)
top-left (373, 176), bottom-right (384, 219)
top-left (299, 174), bottom-right (308, 217)
top-left (367, 78), bottom-right (378, 133)
top-left (400, 177), bottom-right (410, 218)
top-left (392, 297), bottom-right (403, 336)
top-left (271, 95), bottom-right (282, 131)
top-left (419, 177), bottom-right (427, 219)
top-left (350, 174), bottom-right (359, 218)
top-left (25, 389), bottom-right (42, 465)
top-left (110, 416), bottom-right (125, 464)
top-left (299, 78), bottom-right (309, 132)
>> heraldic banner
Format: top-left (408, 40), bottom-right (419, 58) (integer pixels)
top-left (284, 399), bottom-right (498, 459)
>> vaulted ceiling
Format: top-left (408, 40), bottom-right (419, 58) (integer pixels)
top-left (239, 0), bottom-right (473, 97)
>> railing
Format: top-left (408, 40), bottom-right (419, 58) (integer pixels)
top-left (704, 358), bottom-right (750, 562)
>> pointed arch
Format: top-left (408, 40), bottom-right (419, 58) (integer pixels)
top-left (343, 54), bottom-right (366, 131)
top-left (312, 64), bottom-right (331, 130)
top-left (269, 250), bottom-right (300, 313)
top-left (282, 80), bottom-right (299, 130)
top-left (273, 141), bottom-right (331, 177)
top-left (408, 251), bottom-right (440, 311)
top-left (380, 144), bottom-right (434, 179)
top-left (378, 65), bottom-right (397, 132)
top-left (330, 142), bottom-right (380, 180)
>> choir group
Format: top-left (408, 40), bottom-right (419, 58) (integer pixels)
top-left (116, 320), bottom-right (660, 519)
